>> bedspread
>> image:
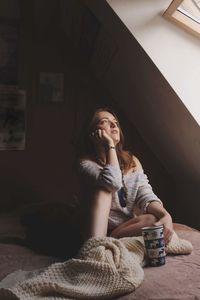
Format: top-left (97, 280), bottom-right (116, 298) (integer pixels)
top-left (0, 231), bottom-right (192, 300)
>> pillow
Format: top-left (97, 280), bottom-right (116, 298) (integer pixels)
top-left (20, 201), bottom-right (83, 259)
top-left (0, 212), bottom-right (26, 239)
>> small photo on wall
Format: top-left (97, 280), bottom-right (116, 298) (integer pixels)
top-left (39, 72), bottom-right (64, 103)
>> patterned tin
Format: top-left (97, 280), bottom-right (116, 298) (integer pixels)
top-left (142, 225), bottom-right (166, 267)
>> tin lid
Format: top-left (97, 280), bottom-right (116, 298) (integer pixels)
top-left (141, 225), bottom-right (163, 231)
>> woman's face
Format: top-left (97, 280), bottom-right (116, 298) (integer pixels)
top-left (93, 111), bottom-right (121, 145)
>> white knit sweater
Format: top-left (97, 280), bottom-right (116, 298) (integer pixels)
top-left (79, 160), bottom-right (163, 232)
top-left (0, 231), bottom-right (193, 300)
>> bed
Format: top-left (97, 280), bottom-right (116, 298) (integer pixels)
top-left (119, 223), bottom-right (200, 300)
top-left (0, 209), bottom-right (199, 300)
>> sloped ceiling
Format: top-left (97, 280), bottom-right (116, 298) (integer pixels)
top-left (79, 0), bottom-right (200, 181)
top-left (107, 0), bottom-right (200, 126)
top-left (79, 0), bottom-right (200, 227)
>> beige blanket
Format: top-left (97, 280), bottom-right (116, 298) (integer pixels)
top-left (0, 231), bottom-right (193, 300)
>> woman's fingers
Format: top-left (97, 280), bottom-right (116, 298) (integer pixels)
top-left (94, 129), bottom-right (113, 146)
top-left (98, 129), bottom-right (102, 138)
top-left (154, 220), bottom-right (162, 226)
top-left (154, 215), bottom-right (173, 246)
top-left (94, 129), bottom-right (102, 139)
top-left (164, 226), bottom-right (173, 245)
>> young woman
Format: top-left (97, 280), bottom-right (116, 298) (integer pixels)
top-left (78, 108), bottom-right (173, 245)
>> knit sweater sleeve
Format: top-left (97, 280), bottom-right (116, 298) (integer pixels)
top-left (79, 159), bottom-right (122, 192)
top-left (135, 171), bottom-right (163, 213)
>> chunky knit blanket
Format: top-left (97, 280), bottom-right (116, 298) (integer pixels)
top-left (0, 231), bottom-right (193, 300)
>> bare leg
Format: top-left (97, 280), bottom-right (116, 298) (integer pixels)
top-left (110, 214), bottom-right (157, 238)
top-left (84, 189), bottom-right (112, 240)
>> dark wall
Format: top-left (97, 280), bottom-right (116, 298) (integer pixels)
top-left (0, 0), bottom-right (105, 210)
top-left (0, 0), bottom-right (176, 230)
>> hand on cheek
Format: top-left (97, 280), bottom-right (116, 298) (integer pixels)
top-left (92, 128), bottom-right (117, 148)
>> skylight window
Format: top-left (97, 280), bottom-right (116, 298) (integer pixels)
top-left (164, 0), bottom-right (200, 38)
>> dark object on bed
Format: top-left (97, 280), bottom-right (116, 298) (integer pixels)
top-left (0, 208), bottom-right (199, 299)
top-left (20, 202), bottom-right (83, 259)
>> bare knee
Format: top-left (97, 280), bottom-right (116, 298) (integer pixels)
top-left (139, 214), bottom-right (157, 227)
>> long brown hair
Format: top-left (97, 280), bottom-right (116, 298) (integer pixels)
top-left (80, 107), bottom-right (136, 173)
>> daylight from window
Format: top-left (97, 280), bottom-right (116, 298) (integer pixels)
top-left (178, 0), bottom-right (200, 24)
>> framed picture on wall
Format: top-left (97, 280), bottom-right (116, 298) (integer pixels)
top-left (38, 72), bottom-right (65, 103)
top-left (0, 87), bottom-right (26, 150)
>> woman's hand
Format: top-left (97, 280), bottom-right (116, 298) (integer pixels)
top-left (147, 201), bottom-right (173, 246)
top-left (93, 129), bottom-right (114, 148)
top-left (154, 213), bottom-right (173, 245)
top-left (91, 127), bottom-right (120, 168)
